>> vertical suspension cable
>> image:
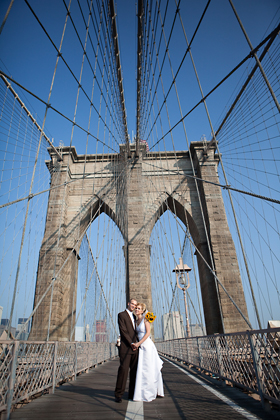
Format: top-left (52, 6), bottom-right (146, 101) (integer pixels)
top-left (7, 0), bottom-right (72, 334)
top-left (175, 0), bottom-right (261, 329)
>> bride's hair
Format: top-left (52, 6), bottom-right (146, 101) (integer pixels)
top-left (137, 302), bottom-right (147, 313)
top-left (134, 302), bottom-right (147, 320)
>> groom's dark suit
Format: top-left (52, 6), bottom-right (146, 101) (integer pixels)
top-left (115, 310), bottom-right (139, 400)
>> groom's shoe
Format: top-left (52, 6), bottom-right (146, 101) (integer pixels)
top-left (115, 397), bottom-right (122, 403)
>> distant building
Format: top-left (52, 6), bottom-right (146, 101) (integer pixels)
top-left (85, 324), bottom-right (91, 342)
top-left (0, 326), bottom-right (16, 339)
top-left (0, 306), bottom-right (3, 324)
top-left (0, 318), bottom-right (18, 339)
top-left (16, 318), bottom-right (31, 340)
top-left (268, 320), bottom-right (280, 329)
top-left (74, 324), bottom-right (93, 341)
top-left (17, 318), bottom-right (31, 332)
top-left (75, 326), bottom-right (85, 341)
top-left (190, 323), bottom-right (205, 337)
top-left (163, 312), bottom-right (185, 340)
top-left (95, 320), bottom-right (107, 342)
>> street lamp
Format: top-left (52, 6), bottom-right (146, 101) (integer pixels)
top-left (173, 257), bottom-right (192, 338)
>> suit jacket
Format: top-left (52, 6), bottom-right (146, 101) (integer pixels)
top-left (118, 310), bottom-right (138, 356)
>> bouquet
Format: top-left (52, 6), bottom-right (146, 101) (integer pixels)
top-left (145, 312), bottom-right (156, 323)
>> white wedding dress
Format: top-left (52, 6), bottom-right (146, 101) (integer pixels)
top-left (133, 318), bottom-right (164, 402)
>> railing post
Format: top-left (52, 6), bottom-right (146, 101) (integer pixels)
top-left (178, 339), bottom-right (182, 362)
top-left (52, 342), bottom-right (58, 394)
top-left (87, 342), bottom-right (89, 372)
top-left (74, 342), bottom-right (77, 380)
top-left (6, 340), bottom-right (19, 420)
top-left (197, 337), bottom-right (201, 368)
top-left (90, 342), bottom-right (93, 366)
top-left (94, 342), bottom-right (97, 365)
top-left (215, 336), bottom-right (224, 377)
top-left (185, 338), bottom-right (189, 364)
top-left (247, 330), bottom-right (265, 407)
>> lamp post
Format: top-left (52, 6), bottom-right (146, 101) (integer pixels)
top-left (173, 257), bottom-right (192, 338)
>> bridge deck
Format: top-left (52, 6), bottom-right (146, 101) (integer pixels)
top-left (10, 357), bottom-right (277, 420)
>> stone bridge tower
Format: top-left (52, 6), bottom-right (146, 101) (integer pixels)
top-left (29, 141), bottom-right (248, 341)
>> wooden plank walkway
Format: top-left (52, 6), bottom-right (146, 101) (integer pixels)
top-left (10, 357), bottom-right (279, 420)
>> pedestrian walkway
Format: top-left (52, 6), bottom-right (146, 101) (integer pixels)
top-left (9, 357), bottom-right (278, 419)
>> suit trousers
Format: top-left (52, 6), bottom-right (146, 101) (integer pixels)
top-left (115, 347), bottom-right (138, 399)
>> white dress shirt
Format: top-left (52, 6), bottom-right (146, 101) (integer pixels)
top-left (126, 309), bottom-right (135, 329)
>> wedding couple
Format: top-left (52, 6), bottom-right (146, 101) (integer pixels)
top-left (115, 298), bottom-right (164, 402)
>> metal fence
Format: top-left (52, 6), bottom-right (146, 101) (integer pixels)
top-left (1, 330), bottom-right (279, 418)
top-left (0, 340), bottom-right (118, 419)
top-left (156, 327), bottom-right (280, 407)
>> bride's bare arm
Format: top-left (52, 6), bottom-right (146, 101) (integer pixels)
top-left (134, 320), bottom-right (150, 348)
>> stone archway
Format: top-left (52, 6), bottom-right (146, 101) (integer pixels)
top-left (29, 145), bottom-right (125, 341)
top-left (29, 141), bottom-right (249, 340)
top-left (148, 194), bottom-right (223, 335)
top-left (125, 141), bottom-right (249, 335)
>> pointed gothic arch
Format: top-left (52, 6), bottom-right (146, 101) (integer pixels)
top-left (30, 142), bottom-right (249, 340)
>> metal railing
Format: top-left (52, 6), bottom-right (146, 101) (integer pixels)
top-left (1, 329), bottom-right (279, 418)
top-left (156, 327), bottom-right (280, 407)
top-left (0, 340), bottom-right (118, 419)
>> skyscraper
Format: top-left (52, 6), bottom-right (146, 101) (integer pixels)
top-left (162, 312), bottom-right (185, 340)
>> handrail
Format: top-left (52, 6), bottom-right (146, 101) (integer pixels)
top-left (1, 329), bottom-right (279, 418)
top-left (0, 340), bottom-right (118, 419)
top-left (156, 327), bottom-right (280, 408)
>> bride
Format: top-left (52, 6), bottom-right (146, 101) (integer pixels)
top-left (132, 302), bottom-right (164, 402)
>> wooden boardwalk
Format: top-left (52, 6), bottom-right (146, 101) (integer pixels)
top-left (10, 357), bottom-right (278, 420)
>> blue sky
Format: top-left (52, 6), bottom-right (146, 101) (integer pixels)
top-left (0, 0), bottom-right (279, 147)
top-left (0, 0), bottom-right (279, 334)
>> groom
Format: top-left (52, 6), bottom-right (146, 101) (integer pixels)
top-left (115, 298), bottom-right (138, 402)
